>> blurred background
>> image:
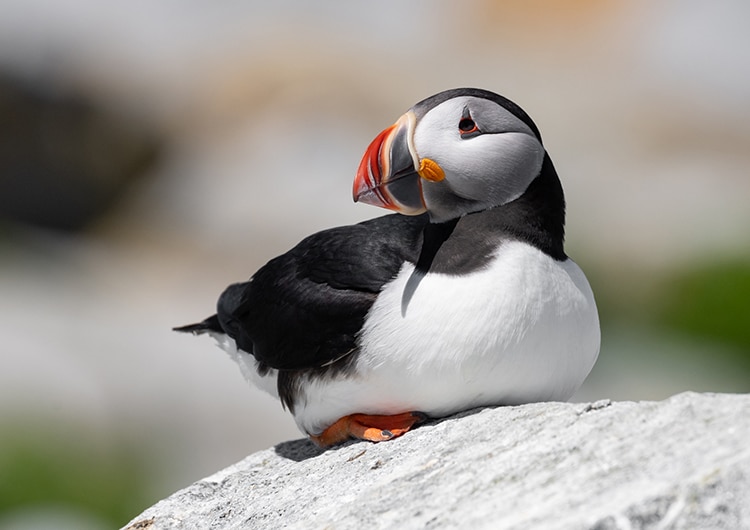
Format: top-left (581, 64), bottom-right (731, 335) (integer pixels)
top-left (1, 0), bottom-right (748, 528)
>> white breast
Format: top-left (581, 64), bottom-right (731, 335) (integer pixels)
top-left (293, 240), bottom-right (600, 435)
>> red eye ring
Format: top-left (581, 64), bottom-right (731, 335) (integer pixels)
top-left (459, 118), bottom-right (479, 135)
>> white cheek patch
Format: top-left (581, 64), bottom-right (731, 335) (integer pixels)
top-left (415, 125), bottom-right (544, 206)
top-left (449, 132), bottom-right (545, 201)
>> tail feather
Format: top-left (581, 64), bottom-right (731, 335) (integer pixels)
top-left (173, 314), bottom-right (222, 335)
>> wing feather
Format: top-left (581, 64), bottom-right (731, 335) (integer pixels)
top-left (215, 213), bottom-right (426, 370)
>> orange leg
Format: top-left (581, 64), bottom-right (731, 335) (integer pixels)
top-left (310, 411), bottom-right (428, 447)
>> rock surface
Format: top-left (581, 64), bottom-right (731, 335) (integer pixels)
top-left (125, 392), bottom-right (750, 529)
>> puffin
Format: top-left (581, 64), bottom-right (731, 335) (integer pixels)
top-left (176, 88), bottom-right (600, 447)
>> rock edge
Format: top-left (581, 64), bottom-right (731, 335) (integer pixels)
top-left (125, 392), bottom-right (750, 529)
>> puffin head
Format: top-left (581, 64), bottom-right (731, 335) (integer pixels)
top-left (354, 88), bottom-right (546, 223)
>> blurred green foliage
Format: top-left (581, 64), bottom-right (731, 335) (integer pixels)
top-left (655, 259), bottom-right (750, 365)
top-left (0, 421), bottom-right (153, 528)
top-left (583, 255), bottom-right (750, 393)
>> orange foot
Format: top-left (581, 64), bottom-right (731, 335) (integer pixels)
top-left (310, 411), bottom-right (428, 447)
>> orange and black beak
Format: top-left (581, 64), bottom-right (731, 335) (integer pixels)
top-left (353, 111), bottom-right (427, 215)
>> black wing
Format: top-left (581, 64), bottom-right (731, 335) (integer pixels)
top-left (212, 213), bottom-right (427, 371)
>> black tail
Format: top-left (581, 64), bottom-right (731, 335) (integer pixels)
top-left (173, 314), bottom-right (222, 335)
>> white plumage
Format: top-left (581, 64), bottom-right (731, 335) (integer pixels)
top-left (216, 240), bottom-right (599, 436)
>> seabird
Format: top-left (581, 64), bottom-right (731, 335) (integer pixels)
top-left (176, 88), bottom-right (600, 447)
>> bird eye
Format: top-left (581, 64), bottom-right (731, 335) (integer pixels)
top-left (458, 117), bottom-right (480, 137)
top-left (459, 118), bottom-right (476, 132)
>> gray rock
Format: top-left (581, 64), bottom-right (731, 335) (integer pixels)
top-left (125, 392), bottom-right (750, 529)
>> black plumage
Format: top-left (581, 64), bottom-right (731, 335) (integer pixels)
top-left (198, 214), bottom-right (426, 371)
